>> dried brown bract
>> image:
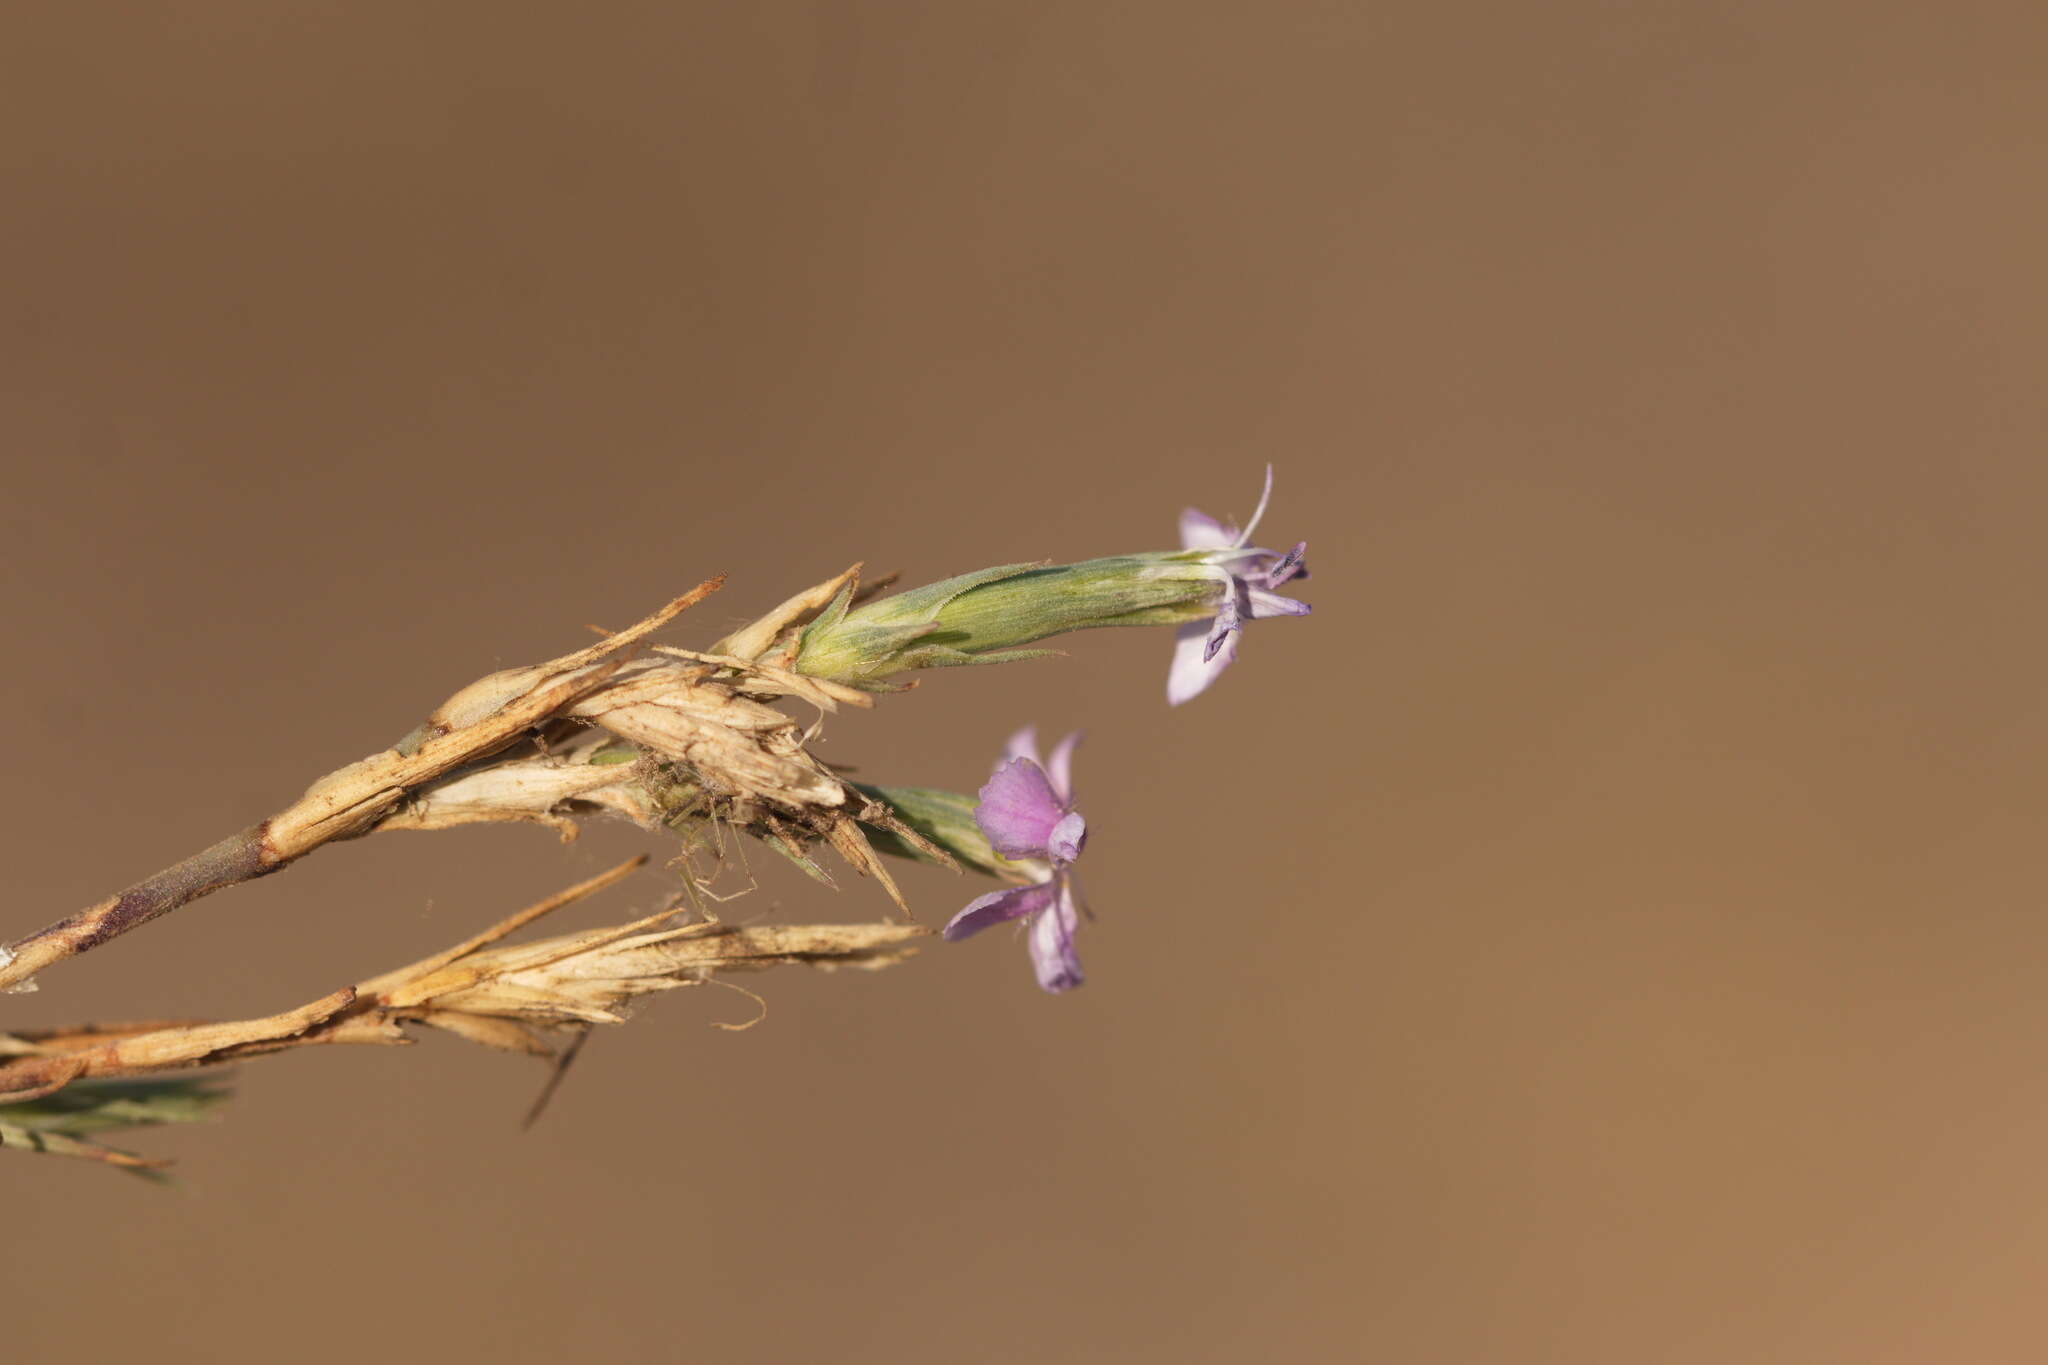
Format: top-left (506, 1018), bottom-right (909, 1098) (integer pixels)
top-left (0, 571), bottom-right (948, 996)
top-left (0, 859), bottom-right (931, 1147)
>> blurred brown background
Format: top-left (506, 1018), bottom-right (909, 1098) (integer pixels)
top-left (5, 3), bottom-right (2047, 1361)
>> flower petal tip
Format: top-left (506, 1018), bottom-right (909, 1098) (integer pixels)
top-left (1048, 810), bottom-right (1087, 864)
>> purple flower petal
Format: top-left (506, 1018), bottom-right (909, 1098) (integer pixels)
top-left (1179, 507), bottom-right (1237, 551)
top-left (1203, 593), bottom-right (1243, 662)
top-left (1001, 724), bottom-right (1043, 773)
top-left (1243, 585), bottom-right (1312, 620)
top-left (1047, 810), bottom-right (1087, 864)
top-left (942, 880), bottom-right (1058, 942)
top-left (1044, 731), bottom-right (1082, 805)
top-left (1027, 880), bottom-right (1085, 992)
top-left (975, 757), bottom-right (1068, 858)
top-left (1167, 617), bottom-right (1238, 706)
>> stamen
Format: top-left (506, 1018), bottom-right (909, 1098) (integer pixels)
top-left (1266, 540), bottom-right (1308, 586)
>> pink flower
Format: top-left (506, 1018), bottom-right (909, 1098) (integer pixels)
top-left (941, 727), bottom-right (1088, 993)
top-left (1168, 467), bottom-right (1310, 705)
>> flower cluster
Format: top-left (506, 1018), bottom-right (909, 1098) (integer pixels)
top-left (857, 471), bottom-right (1309, 992)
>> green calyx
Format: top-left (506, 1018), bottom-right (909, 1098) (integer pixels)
top-left (795, 552), bottom-right (1223, 686)
top-left (853, 783), bottom-right (1043, 881)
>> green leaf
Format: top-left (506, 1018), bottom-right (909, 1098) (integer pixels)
top-left (0, 1075), bottom-right (233, 1134)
